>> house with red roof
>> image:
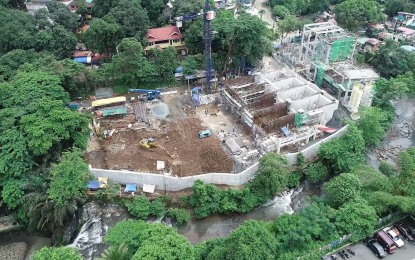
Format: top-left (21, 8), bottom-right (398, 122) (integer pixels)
top-left (145, 25), bottom-right (187, 56)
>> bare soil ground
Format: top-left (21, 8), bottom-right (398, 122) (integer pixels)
top-left (85, 94), bottom-right (234, 177)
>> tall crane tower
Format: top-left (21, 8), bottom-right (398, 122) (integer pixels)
top-left (175, 0), bottom-right (215, 93)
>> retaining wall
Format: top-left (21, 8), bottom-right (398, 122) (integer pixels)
top-left (89, 125), bottom-right (348, 191)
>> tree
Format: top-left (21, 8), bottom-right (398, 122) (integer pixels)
top-left (32, 247), bottom-right (83, 260)
top-left (96, 242), bottom-right (129, 260)
top-left (379, 161), bottom-right (396, 177)
top-left (272, 5), bottom-right (290, 18)
top-left (131, 224), bottom-right (195, 260)
top-left (21, 99), bottom-right (90, 155)
top-left (277, 15), bottom-right (301, 40)
top-left (356, 107), bottom-right (388, 147)
top-left (334, 0), bottom-right (384, 31)
top-left (84, 18), bottom-right (121, 56)
top-left (150, 46), bottom-right (179, 82)
top-left (318, 123), bottom-right (365, 173)
top-left (190, 180), bottom-right (222, 219)
top-left (305, 162), bottom-right (328, 183)
top-left (181, 54), bottom-right (205, 75)
top-left (34, 9), bottom-right (53, 30)
top-left (104, 0), bottom-right (150, 41)
top-left (194, 238), bottom-right (226, 260)
top-left (104, 38), bottom-right (156, 87)
top-left (48, 148), bottom-right (89, 205)
top-left (125, 196), bottom-right (150, 219)
top-left (213, 220), bottom-right (278, 260)
top-left (307, 0), bottom-right (329, 14)
top-left (323, 173), bottom-right (361, 208)
top-left (335, 200), bottom-right (377, 237)
top-left (45, 1), bottom-right (78, 32)
top-left (168, 208), bottom-right (191, 225)
top-left (0, 49), bottom-right (48, 82)
top-left (149, 199), bottom-right (166, 218)
top-left (35, 25), bottom-right (77, 60)
top-left (184, 18), bottom-right (204, 55)
top-left (93, 0), bottom-right (120, 18)
top-left (1, 178), bottom-right (25, 209)
top-left (247, 153), bottom-right (289, 203)
top-left (142, 0), bottom-right (166, 27)
top-left (213, 13), bottom-right (272, 76)
top-left (104, 220), bottom-right (149, 258)
top-left (173, 0), bottom-right (204, 17)
top-left (0, 7), bottom-right (37, 55)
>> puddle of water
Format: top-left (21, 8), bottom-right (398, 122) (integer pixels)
top-left (0, 233), bottom-right (51, 260)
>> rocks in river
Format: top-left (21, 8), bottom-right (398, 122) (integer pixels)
top-left (0, 242), bottom-right (27, 260)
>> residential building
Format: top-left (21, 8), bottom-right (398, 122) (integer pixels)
top-left (144, 25), bottom-right (187, 56)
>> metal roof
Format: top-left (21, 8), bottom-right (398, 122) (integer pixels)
top-left (343, 69), bottom-right (380, 80)
top-left (102, 107), bottom-right (127, 116)
top-left (91, 96), bottom-right (126, 107)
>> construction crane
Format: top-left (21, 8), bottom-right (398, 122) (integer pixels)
top-left (128, 89), bottom-right (161, 101)
top-left (175, 0), bottom-right (215, 93)
top-left (140, 138), bottom-right (176, 159)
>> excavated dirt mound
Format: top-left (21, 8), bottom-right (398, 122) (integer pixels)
top-left (87, 118), bottom-right (233, 177)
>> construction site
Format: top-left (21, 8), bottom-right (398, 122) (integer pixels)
top-left (281, 22), bottom-right (380, 117)
top-left (84, 66), bottom-right (342, 179)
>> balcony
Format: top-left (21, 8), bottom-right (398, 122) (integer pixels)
top-left (145, 40), bottom-right (185, 51)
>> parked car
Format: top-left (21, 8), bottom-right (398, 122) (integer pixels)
top-left (374, 231), bottom-right (397, 254)
top-left (364, 237), bottom-right (388, 258)
top-left (383, 226), bottom-right (405, 247)
top-left (395, 222), bottom-right (415, 242)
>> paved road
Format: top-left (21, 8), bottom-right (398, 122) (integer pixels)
top-left (341, 241), bottom-right (415, 260)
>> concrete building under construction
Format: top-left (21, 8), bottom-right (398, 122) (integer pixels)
top-left (282, 22), bottom-right (380, 113)
top-left (220, 69), bottom-right (339, 154)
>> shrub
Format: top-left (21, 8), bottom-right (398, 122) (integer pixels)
top-left (168, 208), bottom-right (191, 224)
top-left (126, 196), bottom-right (150, 219)
top-left (305, 162), bottom-right (328, 183)
top-left (149, 199), bottom-right (166, 218)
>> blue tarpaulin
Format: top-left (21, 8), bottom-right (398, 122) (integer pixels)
top-left (192, 93), bottom-right (199, 106)
top-left (191, 86), bottom-right (202, 93)
top-left (175, 67), bottom-right (183, 73)
top-left (87, 181), bottom-right (100, 190)
top-left (125, 184), bottom-right (137, 193)
top-left (281, 126), bottom-right (290, 136)
top-left (74, 57), bottom-right (88, 63)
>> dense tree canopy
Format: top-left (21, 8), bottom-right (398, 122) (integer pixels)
top-left (35, 25), bottom-right (77, 60)
top-left (173, 0), bottom-right (204, 17)
top-left (45, 1), bottom-right (78, 32)
top-left (84, 18), bottom-right (121, 56)
top-left (334, 0), bottom-right (384, 31)
top-left (32, 247), bottom-right (83, 260)
top-left (324, 173), bottom-right (361, 208)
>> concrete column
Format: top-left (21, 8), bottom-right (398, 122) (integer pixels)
top-left (293, 133), bottom-right (297, 144)
top-left (306, 128), bottom-right (311, 144)
top-left (277, 138), bottom-right (282, 154)
top-left (313, 126), bottom-right (318, 140)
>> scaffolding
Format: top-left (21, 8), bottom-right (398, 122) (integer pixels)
top-left (330, 37), bottom-right (354, 62)
top-left (294, 113), bottom-right (309, 128)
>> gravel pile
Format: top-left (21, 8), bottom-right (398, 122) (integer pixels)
top-left (0, 242), bottom-right (27, 260)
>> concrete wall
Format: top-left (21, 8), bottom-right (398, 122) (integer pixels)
top-left (89, 125), bottom-right (349, 191)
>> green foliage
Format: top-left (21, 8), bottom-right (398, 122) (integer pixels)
top-left (48, 148), bottom-right (89, 205)
top-left (173, 0), bottom-right (204, 16)
top-left (21, 99), bottom-right (89, 155)
top-left (272, 5), bottom-right (290, 18)
top-left (149, 199), bottom-right (166, 218)
top-left (385, 0), bottom-right (415, 17)
top-left (324, 173), bottom-right (361, 208)
top-left (34, 9), bottom-right (53, 30)
top-left (305, 162), bottom-right (328, 183)
top-left (45, 1), bottom-right (78, 32)
top-left (96, 242), bottom-right (129, 260)
top-left (184, 18), bottom-right (204, 55)
top-left (179, 195), bottom-right (190, 208)
top-left (0, 7), bottom-right (36, 55)
top-left (287, 171), bottom-right (302, 188)
top-left (32, 247), bottom-right (83, 260)
top-left (334, 0), bottom-right (384, 31)
top-left (213, 13), bottom-right (273, 75)
top-left (150, 46), bottom-right (179, 82)
top-left (125, 196), bottom-right (150, 219)
top-left (93, 183), bottom-right (121, 203)
top-left (247, 153), bottom-right (289, 203)
top-left (104, 220), bottom-right (149, 258)
top-left (335, 200), bottom-right (377, 237)
top-left (182, 54), bottom-right (205, 75)
top-left (370, 40), bottom-right (415, 79)
top-left (379, 161), bottom-right (395, 177)
top-left (1, 178), bottom-right (25, 209)
top-left (296, 153), bottom-right (305, 167)
top-left (93, 0), bottom-right (120, 17)
top-left (276, 15), bottom-right (301, 40)
top-left (190, 180), bottom-right (222, 218)
top-left (103, 38), bottom-right (156, 88)
top-left (318, 123), bottom-right (365, 173)
top-left (141, 0), bottom-right (166, 27)
top-left (84, 18), bottom-right (121, 57)
top-left (168, 208), bottom-right (191, 225)
top-left (208, 220), bottom-right (278, 260)
top-left (35, 25), bottom-right (77, 60)
top-left (131, 223), bottom-right (195, 260)
top-left (194, 237), bottom-right (226, 260)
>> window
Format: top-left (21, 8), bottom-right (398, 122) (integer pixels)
top-left (173, 39), bottom-right (180, 43)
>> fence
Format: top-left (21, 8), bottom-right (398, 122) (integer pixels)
top-left (89, 125), bottom-right (349, 191)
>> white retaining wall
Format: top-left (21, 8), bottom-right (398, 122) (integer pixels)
top-left (89, 125), bottom-right (349, 191)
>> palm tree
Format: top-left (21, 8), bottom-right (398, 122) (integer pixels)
top-left (20, 174), bottom-right (84, 241)
top-left (96, 243), bottom-right (129, 260)
top-left (259, 9), bottom-right (266, 19)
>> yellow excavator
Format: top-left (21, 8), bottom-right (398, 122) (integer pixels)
top-left (140, 138), bottom-right (176, 159)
